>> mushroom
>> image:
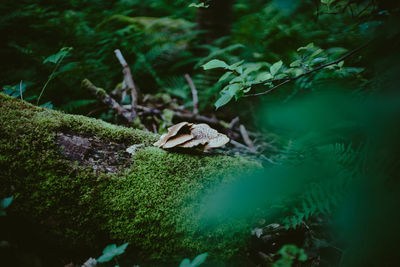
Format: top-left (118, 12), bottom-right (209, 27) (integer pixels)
top-left (153, 122), bottom-right (229, 150)
top-left (179, 124), bottom-right (218, 148)
top-left (204, 133), bottom-right (230, 150)
top-left (153, 122), bottom-right (193, 148)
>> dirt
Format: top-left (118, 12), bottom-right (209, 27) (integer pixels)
top-left (56, 132), bottom-right (132, 174)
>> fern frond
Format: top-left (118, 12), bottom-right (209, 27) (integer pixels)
top-left (282, 142), bottom-right (363, 229)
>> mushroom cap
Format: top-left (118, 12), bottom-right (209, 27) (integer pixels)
top-left (153, 122), bottom-right (229, 150)
top-left (153, 122), bottom-right (192, 147)
top-left (153, 133), bottom-right (168, 147)
top-left (205, 133), bottom-right (230, 149)
top-left (190, 124), bottom-right (219, 139)
top-left (163, 134), bottom-right (194, 148)
top-left (167, 122), bottom-right (193, 132)
top-left (178, 123), bottom-right (220, 148)
top-left (178, 138), bottom-right (209, 148)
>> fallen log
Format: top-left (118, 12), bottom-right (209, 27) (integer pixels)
top-left (0, 93), bottom-right (259, 264)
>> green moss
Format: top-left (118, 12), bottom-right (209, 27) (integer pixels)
top-left (95, 88), bottom-right (107, 98)
top-left (0, 93), bottom-right (260, 262)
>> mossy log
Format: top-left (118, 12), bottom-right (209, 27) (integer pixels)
top-left (0, 94), bottom-right (258, 263)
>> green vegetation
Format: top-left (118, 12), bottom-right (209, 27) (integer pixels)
top-left (0, 196), bottom-right (13, 216)
top-left (97, 243), bottom-right (129, 265)
top-left (1, 0), bottom-right (400, 266)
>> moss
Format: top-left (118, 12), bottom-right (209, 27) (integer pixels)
top-left (95, 88), bottom-right (107, 98)
top-left (0, 93), bottom-right (260, 262)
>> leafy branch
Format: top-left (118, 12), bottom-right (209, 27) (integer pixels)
top-left (245, 41), bottom-right (371, 97)
top-left (201, 41), bottom-right (370, 109)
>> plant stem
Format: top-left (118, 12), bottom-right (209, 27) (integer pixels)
top-left (36, 53), bottom-right (67, 105)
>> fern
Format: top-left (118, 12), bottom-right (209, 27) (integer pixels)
top-left (282, 142), bottom-right (361, 229)
top-left (283, 180), bottom-right (347, 229)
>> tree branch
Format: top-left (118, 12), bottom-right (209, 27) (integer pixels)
top-left (114, 49), bottom-right (138, 120)
top-left (239, 124), bottom-right (256, 152)
top-left (82, 79), bottom-right (133, 123)
top-left (184, 74), bottom-right (199, 115)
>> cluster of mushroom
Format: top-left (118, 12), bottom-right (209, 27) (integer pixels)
top-left (153, 122), bottom-right (230, 150)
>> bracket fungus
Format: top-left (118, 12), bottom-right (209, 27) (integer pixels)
top-left (153, 122), bottom-right (229, 150)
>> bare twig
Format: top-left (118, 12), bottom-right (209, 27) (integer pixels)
top-left (82, 79), bottom-right (133, 123)
top-left (121, 80), bottom-right (128, 102)
top-left (229, 116), bottom-right (239, 130)
top-left (114, 49), bottom-right (138, 120)
top-left (184, 74), bottom-right (199, 115)
top-left (230, 139), bottom-right (255, 152)
top-left (239, 124), bottom-right (256, 152)
top-left (173, 112), bottom-right (221, 128)
top-left (152, 121), bottom-right (158, 134)
top-left (244, 41), bottom-right (371, 97)
top-left (229, 140), bottom-right (277, 164)
top-left (19, 80), bottom-right (23, 100)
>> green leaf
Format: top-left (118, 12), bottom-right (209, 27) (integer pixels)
top-left (321, 0), bottom-right (334, 8)
top-left (43, 47), bottom-right (72, 64)
top-left (179, 258), bottom-right (192, 267)
top-left (218, 71), bottom-right (233, 83)
top-left (270, 61), bottom-right (283, 76)
top-left (275, 73), bottom-right (288, 79)
top-left (255, 72), bottom-right (273, 82)
top-left (189, 3), bottom-right (209, 8)
top-left (297, 42), bottom-right (314, 52)
top-left (97, 254), bottom-right (114, 263)
top-left (290, 60), bottom-right (302, 67)
top-left (2, 83), bottom-right (27, 98)
top-left (310, 57), bottom-right (327, 65)
top-left (309, 48), bottom-right (323, 59)
top-left (179, 253), bottom-right (208, 267)
top-left (243, 87), bottom-right (251, 93)
top-left (1, 196), bottom-right (13, 209)
top-left (202, 59), bottom-right (229, 70)
top-left (227, 83), bottom-right (243, 96)
top-left (191, 253), bottom-right (208, 266)
top-left (228, 60), bottom-right (245, 70)
top-left (112, 242), bottom-right (129, 255)
top-left (97, 243), bottom-right (129, 263)
top-left (344, 67), bottom-right (364, 74)
top-left (215, 91), bottom-right (233, 109)
top-left (229, 76), bottom-right (244, 84)
top-left (242, 65), bottom-right (261, 76)
top-left (299, 253), bottom-right (308, 262)
top-left (338, 61), bottom-right (344, 68)
top-left (326, 47), bottom-right (348, 57)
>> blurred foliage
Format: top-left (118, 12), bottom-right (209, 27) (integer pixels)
top-left (1, 0), bottom-right (400, 266)
top-left (273, 244), bottom-right (307, 267)
top-left (179, 252), bottom-right (208, 267)
top-left (97, 242), bottom-right (129, 264)
top-left (0, 196), bottom-right (13, 216)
